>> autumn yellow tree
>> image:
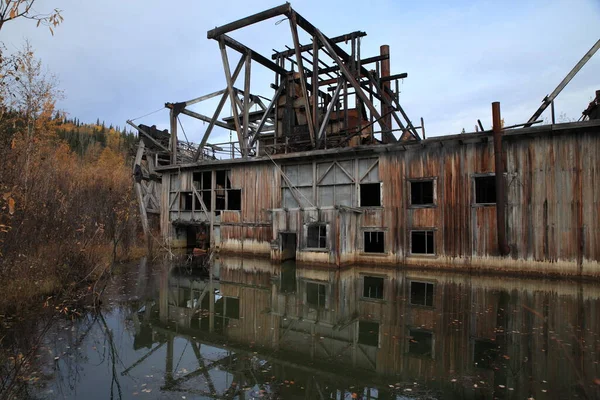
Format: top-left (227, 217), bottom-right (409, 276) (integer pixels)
top-left (0, 0), bottom-right (62, 33)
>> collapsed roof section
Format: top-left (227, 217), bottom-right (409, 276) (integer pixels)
top-left (138, 3), bottom-right (422, 164)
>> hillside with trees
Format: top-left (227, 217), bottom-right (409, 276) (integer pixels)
top-left (0, 3), bottom-right (142, 312)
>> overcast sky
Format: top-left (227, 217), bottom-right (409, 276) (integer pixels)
top-left (3, 0), bottom-right (599, 143)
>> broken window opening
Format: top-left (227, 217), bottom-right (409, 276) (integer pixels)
top-left (215, 170), bottom-right (242, 211)
top-left (363, 276), bottom-right (384, 299)
top-left (193, 171), bottom-right (212, 190)
top-left (306, 282), bottom-right (326, 309)
top-left (307, 225), bottom-right (327, 249)
top-left (358, 321), bottom-right (380, 347)
top-left (474, 175), bottom-right (496, 204)
top-left (180, 192), bottom-right (193, 211)
top-left (364, 231), bottom-right (385, 253)
top-left (410, 180), bottom-right (435, 206)
top-left (360, 183), bottom-right (381, 207)
top-left (408, 329), bottom-right (433, 357)
top-left (411, 230), bottom-right (435, 255)
top-left (410, 281), bottom-right (434, 307)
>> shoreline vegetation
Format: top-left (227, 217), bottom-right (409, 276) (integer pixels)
top-left (0, 43), bottom-right (145, 314)
top-left (0, 5), bottom-right (151, 398)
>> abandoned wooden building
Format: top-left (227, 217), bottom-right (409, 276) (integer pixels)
top-left (129, 4), bottom-right (600, 277)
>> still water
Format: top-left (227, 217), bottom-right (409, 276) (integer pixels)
top-left (3, 257), bottom-right (600, 399)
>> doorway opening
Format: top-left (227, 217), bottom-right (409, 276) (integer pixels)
top-left (185, 224), bottom-right (210, 250)
top-left (280, 232), bottom-right (297, 261)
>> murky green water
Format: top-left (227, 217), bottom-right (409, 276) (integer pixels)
top-left (2, 257), bottom-right (600, 399)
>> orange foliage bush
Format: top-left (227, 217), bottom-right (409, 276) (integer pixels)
top-left (0, 43), bottom-right (140, 310)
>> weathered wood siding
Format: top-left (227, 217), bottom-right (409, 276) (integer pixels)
top-left (160, 123), bottom-right (600, 276)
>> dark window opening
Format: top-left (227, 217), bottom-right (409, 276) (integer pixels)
top-left (364, 231), bottom-right (385, 253)
top-left (306, 282), bottom-right (326, 308)
top-left (216, 170), bottom-right (232, 189)
top-left (224, 297), bottom-right (240, 319)
top-left (408, 329), bottom-right (433, 357)
top-left (411, 180), bottom-right (434, 206)
top-left (411, 231), bottom-right (435, 255)
top-left (363, 276), bottom-right (384, 299)
top-left (307, 225), bottom-right (327, 249)
top-left (475, 175), bottom-right (496, 204)
top-left (474, 340), bottom-right (498, 369)
top-left (360, 183), bottom-right (381, 207)
top-left (410, 281), bottom-right (434, 307)
top-left (214, 170), bottom-right (241, 211)
top-left (228, 189), bottom-right (241, 211)
top-left (358, 321), bottom-right (380, 347)
top-left (194, 191), bottom-right (212, 211)
top-left (180, 192), bottom-right (193, 211)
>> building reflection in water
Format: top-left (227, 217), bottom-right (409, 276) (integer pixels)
top-left (128, 257), bottom-right (600, 399)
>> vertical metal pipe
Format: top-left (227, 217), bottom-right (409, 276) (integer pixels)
top-left (492, 102), bottom-right (509, 256)
top-left (380, 45), bottom-right (392, 142)
top-left (421, 117), bottom-right (426, 139)
top-left (551, 100), bottom-right (555, 124)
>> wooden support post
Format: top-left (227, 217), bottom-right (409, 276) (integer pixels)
top-left (219, 38), bottom-right (245, 156)
top-left (493, 102), bottom-right (509, 256)
top-left (243, 52), bottom-right (252, 155)
top-left (289, 14), bottom-right (315, 147)
top-left (312, 37), bottom-right (319, 143)
top-left (317, 81), bottom-right (343, 146)
top-left (134, 141), bottom-right (150, 249)
top-left (380, 45), bottom-right (392, 142)
top-left (169, 109), bottom-right (178, 164)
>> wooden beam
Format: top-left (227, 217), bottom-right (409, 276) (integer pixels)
top-left (243, 52), bottom-right (251, 155)
top-left (272, 30), bottom-right (367, 59)
top-left (169, 108), bottom-right (178, 164)
top-left (220, 35), bottom-right (287, 76)
top-left (134, 141), bottom-right (150, 245)
top-left (181, 90), bottom-right (227, 107)
top-left (170, 107), bottom-right (231, 130)
top-left (289, 13), bottom-right (315, 146)
top-left (380, 72), bottom-right (408, 82)
top-left (219, 37), bottom-right (245, 154)
top-left (525, 38), bottom-right (600, 126)
top-left (317, 80), bottom-right (342, 147)
top-left (207, 3), bottom-right (290, 39)
top-left (312, 37), bottom-right (319, 137)
top-left (249, 84), bottom-right (285, 146)
top-left (194, 56), bottom-right (245, 161)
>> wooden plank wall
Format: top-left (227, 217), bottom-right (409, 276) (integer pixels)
top-left (162, 127), bottom-right (600, 275)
